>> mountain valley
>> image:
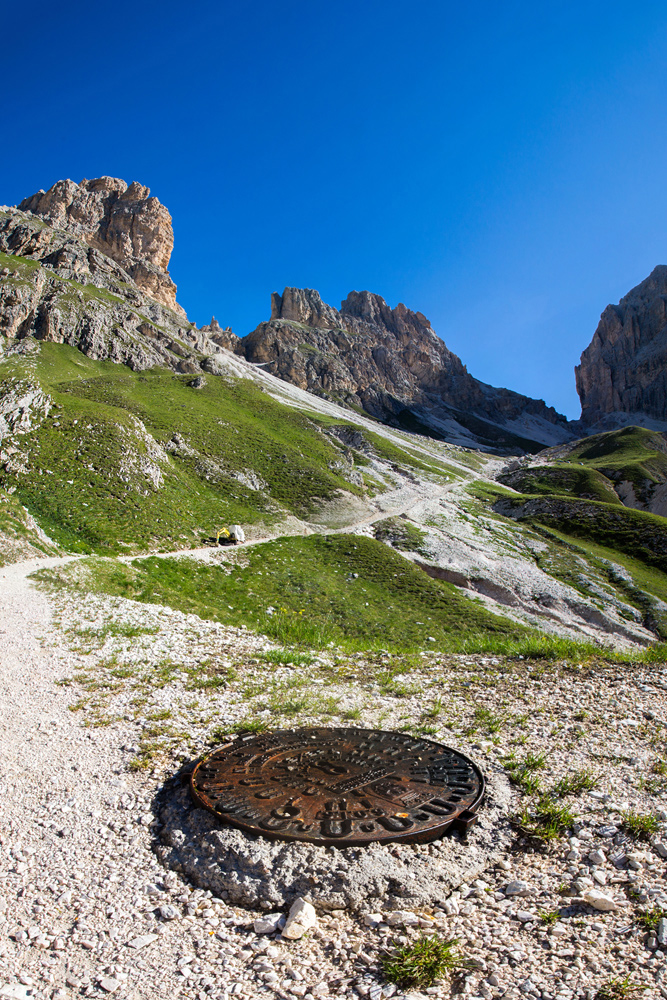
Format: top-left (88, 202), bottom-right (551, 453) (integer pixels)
top-left (3, 177), bottom-right (667, 1000)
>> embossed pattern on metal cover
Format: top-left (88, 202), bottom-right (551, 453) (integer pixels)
top-left (190, 727), bottom-right (485, 845)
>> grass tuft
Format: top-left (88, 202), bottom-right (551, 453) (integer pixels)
top-left (551, 770), bottom-right (597, 797)
top-left (502, 751), bottom-right (547, 795)
top-left (261, 648), bottom-right (316, 666)
top-left (594, 977), bottom-right (649, 1000)
top-left (515, 797), bottom-right (575, 842)
top-left (381, 935), bottom-right (468, 990)
top-left (621, 810), bottom-right (661, 841)
top-left (636, 906), bottom-right (665, 930)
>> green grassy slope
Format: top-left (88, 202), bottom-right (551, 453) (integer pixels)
top-left (467, 480), bottom-right (667, 640)
top-left (0, 488), bottom-right (61, 565)
top-left (532, 524), bottom-right (667, 639)
top-left (494, 427), bottom-right (667, 586)
top-left (497, 464), bottom-right (623, 504)
top-left (37, 533), bottom-right (527, 652)
top-left (494, 494), bottom-right (667, 573)
top-left (0, 343), bottom-right (378, 554)
top-left (501, 427), bottom-right (667, 508)
top-left (565, 426), bottom-right (667, 487)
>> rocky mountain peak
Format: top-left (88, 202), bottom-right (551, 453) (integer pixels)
top-left (270, 287), bottom-right (343, 330)
top-left (17, 177), bottom-right (177, 309)
top-left (576, 265), bottom-right (667, 430)
top-left (243, 285), bottom-right (573, 451)
top-left (340, 290), bottom-right (433, 340)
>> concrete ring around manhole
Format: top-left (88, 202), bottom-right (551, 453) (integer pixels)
top-left (155, 728), bottom-right (514, 913)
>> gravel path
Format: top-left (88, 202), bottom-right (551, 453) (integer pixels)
top-left (2, 559), bottom-right (667, 1000)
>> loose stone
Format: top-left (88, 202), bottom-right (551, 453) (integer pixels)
top-left (582, 889), bottom-right (618, 912)
top-left (282, 898), bottom-right (318, 940)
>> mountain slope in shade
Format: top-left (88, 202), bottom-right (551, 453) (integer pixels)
top-left (576, 265), bottom-right (667, 432)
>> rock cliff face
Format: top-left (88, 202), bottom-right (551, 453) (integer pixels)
top-left (576, 266), bottom-right (667, 431)
top-left (18, 177), bottom-right (178, 310)
top-left (243, 287), bottom-right (574, 451)
top-left (0, 176), bottom-right (585, 453)
top-left (0, 198), bottom-right (224, 374)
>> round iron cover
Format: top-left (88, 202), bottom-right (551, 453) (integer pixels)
top-left (190, 727), bottom-right (485, 845)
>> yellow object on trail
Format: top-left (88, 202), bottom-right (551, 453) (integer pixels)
top-left (214, 525), bottom-right (246, 545)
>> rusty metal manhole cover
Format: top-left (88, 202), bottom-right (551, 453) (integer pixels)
top-left (190, 727), bottom-right (485, 846)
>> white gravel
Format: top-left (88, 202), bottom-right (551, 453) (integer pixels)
top-left (1, 558), bottom-right (667, 1000)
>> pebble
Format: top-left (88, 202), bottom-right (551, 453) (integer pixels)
top-left (282, 898), bottom-right (318, 940)
top-left (386, 911), bottom-right (421, 927)
top-left (504, 881), bottom-right (533, 897)
top-left (98, 978), bottom-right (122, 993)
top-left (126, 933), bottom-right (159, 949)
top-left (582, 889), bottom-right (618, 912)
top-left (253, 913), bottom-right (285, 935)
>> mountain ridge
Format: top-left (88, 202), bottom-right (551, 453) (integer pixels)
top-left (3, 177), bottom-right (667, 650)
top-left (576, 264), bottom-right (667, 433)
top-left (236, 285), bottom-right (576, 452)
top-left (3, 176), bottom-right (575, 454)
top-left (7, 174), bottom-right (667, 456)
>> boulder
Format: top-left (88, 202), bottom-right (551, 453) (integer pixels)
top-left (18, 177), bottom-right (177, 308)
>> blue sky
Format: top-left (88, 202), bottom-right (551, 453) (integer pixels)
top-left (4, 1), bottom-right (667, 418)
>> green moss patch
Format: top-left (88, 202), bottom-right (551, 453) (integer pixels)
top-left (373, 516), bottom-right (431, 555)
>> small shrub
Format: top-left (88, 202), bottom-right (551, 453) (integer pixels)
top-left (381, 935), bottom-right (468, 990)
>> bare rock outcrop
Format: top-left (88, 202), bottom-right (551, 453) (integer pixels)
top-left (198, 316), bottom-right (240, 353)
top-left (0, 202), bottom-right (224, 374)
top-left (244, 287), bottom-right (574, 452)
top-left (0, 177), bottom-right (583, 454)
top-left (18, 177), bottom-right (178, 310)
top-left (576, 266), bottom-right (667, 430)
